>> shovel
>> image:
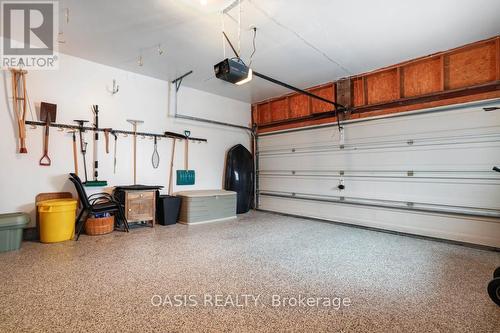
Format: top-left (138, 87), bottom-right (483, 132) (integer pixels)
top-left (39, 102), bottom-right (57, 166)
top-left (68, 130), bottom-right (78, 176)
top-left (176, 130), bottom-right (195, 185)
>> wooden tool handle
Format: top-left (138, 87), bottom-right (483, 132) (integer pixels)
top-left (168, 139), bottom-right (176, 195)
top-left (39, 123), bottom-right (51, 166)
top-left (104, 130), bottom-right (110, 154)
top-left (184, 139), bottom-right (189, 170)
top-left (133, 125), bottom-right (137, 185)
top-left (72, 135), bottom-right (78, 176)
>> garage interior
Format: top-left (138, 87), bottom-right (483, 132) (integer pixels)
top-left (1, 0), bottom-right (499, 331)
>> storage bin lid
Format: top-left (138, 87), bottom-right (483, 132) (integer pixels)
top-left (37, 199), bottom-right (77, 213)
top-left (36, 198), bottom-right (77, 207)
top-left (0, 213), bottom-right (30, 227)
top-left (174, 190), bottom-right (236, 198)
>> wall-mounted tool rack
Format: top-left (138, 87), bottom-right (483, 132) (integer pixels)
top-left (24, 120), bottom-right (208, 142)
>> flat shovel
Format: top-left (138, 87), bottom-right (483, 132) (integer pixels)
top-left (176, 130), bottom-right (195, 185)
top-left (39, 102), bottom-right (57, 166)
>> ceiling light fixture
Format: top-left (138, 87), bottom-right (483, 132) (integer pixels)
top-left (200, 0), bottom-right (208, 5)
top-left (235, 68), bottom-right (252, 85)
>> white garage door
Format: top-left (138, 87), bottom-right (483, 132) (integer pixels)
top-left (257, 100), bottom-right (500, 248)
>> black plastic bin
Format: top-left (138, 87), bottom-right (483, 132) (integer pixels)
top-left (157, 195), bottom-right (181, 225)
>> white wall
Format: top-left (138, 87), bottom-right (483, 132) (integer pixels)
top-left (0, 53), bottom-right (251, 227)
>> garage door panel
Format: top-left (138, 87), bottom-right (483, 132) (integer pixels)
top-left (258, 195), bottom-right (500, 248)
top-left (259, 175), bottom-right (500, 210)
top-left (257, 101), bottom-right (500, 247)
top-left (259, 143), bottom-right (500, 172)
top-left (259, 107), bottom-right (500, 152)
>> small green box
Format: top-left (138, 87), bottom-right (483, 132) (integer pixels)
top-left (0, 213), bottom-right (30, 252)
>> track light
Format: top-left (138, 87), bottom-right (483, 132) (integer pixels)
top-left (138, 55), bottom-right (144, 66)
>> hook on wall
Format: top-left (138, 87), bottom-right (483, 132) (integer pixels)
top-left (111, 79), bottom-right (119, 95)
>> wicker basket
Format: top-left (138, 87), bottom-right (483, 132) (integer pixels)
top-left (85, 215), bottom-right (114, 236)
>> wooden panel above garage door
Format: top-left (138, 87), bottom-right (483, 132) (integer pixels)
top-left (253, 36), bottom-right (500, 133)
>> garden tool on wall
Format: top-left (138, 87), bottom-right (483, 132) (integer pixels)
top-left (69, 130), bottom-right (78, 176)
top-left (127, 119), bottom-right (144, 185)
top-left (103, 128), bottom-right (112, 154)
top-left (152, 136), bottom-right (160, 169)
top-left (39, 102), bottom-right (57, 166)
top-left (74, 119), bottom-right (89, 183)
top-left (176, 130), bottom-right (195, 185)
top-left (86, 105), bottom-right (108, 187)
top-left (168, 138), bottom-right (176, 195)
top-left (112, 131), bottom-right (118, 174)
top-left (11, 68), bottom-right (29, 154)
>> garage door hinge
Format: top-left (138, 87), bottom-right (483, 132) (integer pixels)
top-left (291, 170), bottom-right (296, 175)
top-left (407, 202), bottom-right (414, 207)
top-left (407, 171), bottom-right (414, 177)
top-left (407, 139), bottom-right (414, 145)
top-left (291, 148), bottom-right (296, 153)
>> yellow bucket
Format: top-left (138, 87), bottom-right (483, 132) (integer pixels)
top-left (37, 199), bottom-right (78, 243)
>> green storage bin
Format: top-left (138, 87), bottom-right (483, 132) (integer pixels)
top-left (0, 213), bottom-right (30, 252)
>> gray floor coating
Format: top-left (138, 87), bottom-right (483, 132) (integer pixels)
top-left (1, 211), bottom-right (499, 332)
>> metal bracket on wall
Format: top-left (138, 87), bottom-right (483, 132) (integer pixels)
top-left (172, 71), bottom-right (193, 92)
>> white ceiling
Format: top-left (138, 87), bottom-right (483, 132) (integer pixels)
top-left (57, 0), bottom-right (500, 103)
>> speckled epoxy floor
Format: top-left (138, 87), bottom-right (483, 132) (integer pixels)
top-left (0, 211), bottom-right (499, 332)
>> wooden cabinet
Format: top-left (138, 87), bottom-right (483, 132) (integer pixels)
top-left (124, 190), bottom-right (156, 226)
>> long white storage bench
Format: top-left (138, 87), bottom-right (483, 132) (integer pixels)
top-left (175, 190), bottom-right (237, 224)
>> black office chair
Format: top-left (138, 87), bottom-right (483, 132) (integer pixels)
top-left (69, 173), bottom-right (129, 240)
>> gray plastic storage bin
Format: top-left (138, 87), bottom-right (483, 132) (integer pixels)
top-left (175, 190), bottom-right (237, 224)
top-left (0, 213), bottom-right (30, 252)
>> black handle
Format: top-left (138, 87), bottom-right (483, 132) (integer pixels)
top-left (493, 166), bottom-right (500, 173)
